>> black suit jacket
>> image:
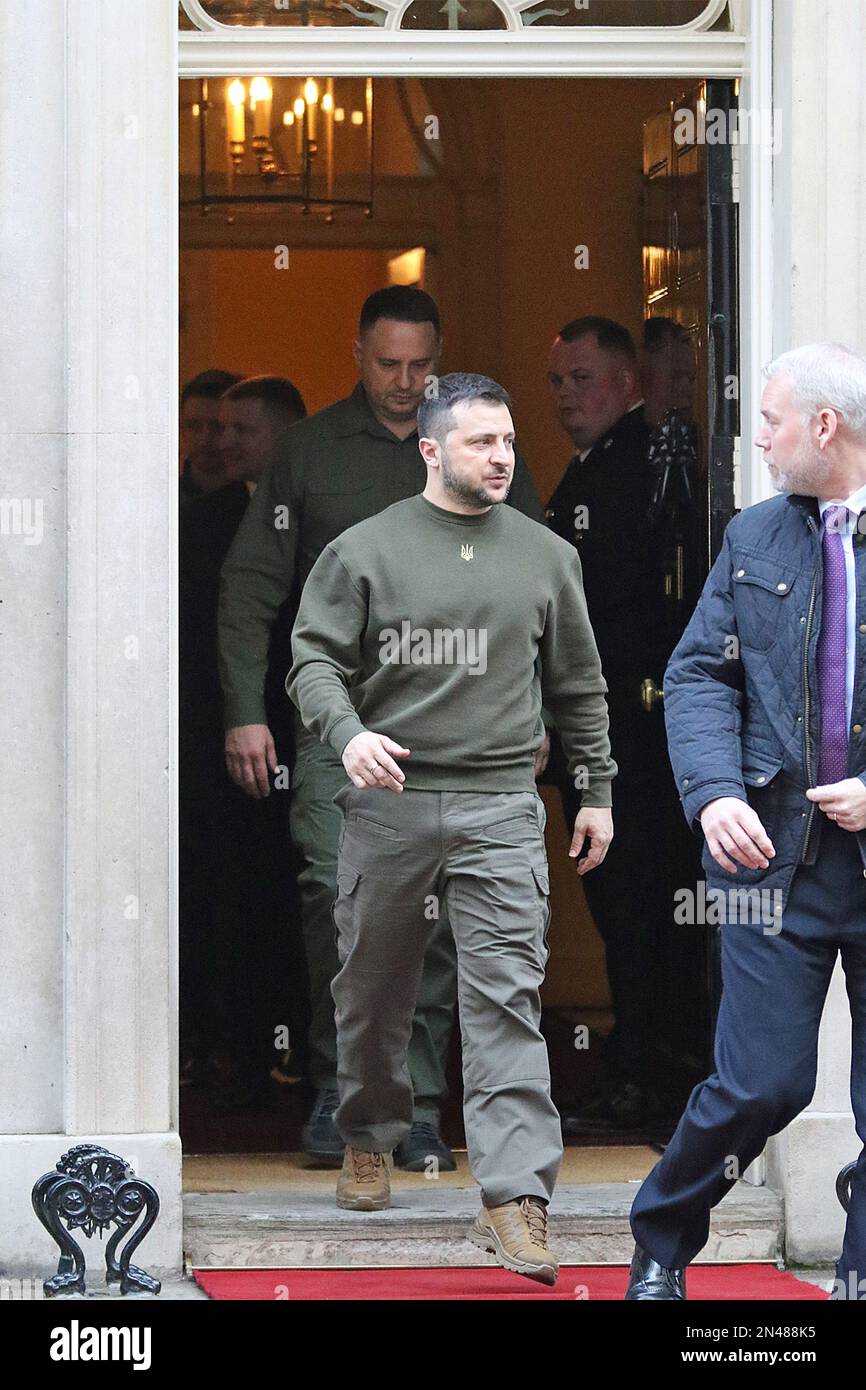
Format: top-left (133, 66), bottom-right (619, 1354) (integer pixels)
top-left (545, 408), bottom-right (667, 781)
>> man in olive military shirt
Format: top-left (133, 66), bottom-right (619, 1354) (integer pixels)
top-left (218, 287), bottom-right (544, 1166)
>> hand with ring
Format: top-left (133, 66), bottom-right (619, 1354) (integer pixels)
top-left (342, 730), bottom-right (411, 791)
top-left (806, 778), bottom-right (866, 832)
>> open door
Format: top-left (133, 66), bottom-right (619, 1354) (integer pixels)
top-left (642, 80), bottom-right (740, 1098)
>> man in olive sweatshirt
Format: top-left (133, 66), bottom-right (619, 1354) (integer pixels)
top-left (288, 373), bottom-right (615, 1285)
top-left (218, 287), bottom-right (544, 1169)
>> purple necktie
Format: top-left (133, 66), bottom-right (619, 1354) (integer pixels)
top-left (817, 504), bottom-right (850, 785)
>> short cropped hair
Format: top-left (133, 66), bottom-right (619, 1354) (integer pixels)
top-left (181, 368), bottom-right (242, 407)
top-left (360, 285), bottom-right (441, 338)
top-left (222, 374), bottom-right (307, 423)
top-left (763, 343), bottom-right (866, 440)
top-left (557, 315), bottom-right (637, 367)
top-left (416, 372), bottom-right (512, 445)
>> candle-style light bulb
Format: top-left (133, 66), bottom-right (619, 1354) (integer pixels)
top-left (226, 79), bottom-right (246, 144)
top-left (304, 80), bottom-right (319, 140)
top-left (250, 75), bottom-right (272, 141)
top-left (293, 98), bottom-right (305, 158)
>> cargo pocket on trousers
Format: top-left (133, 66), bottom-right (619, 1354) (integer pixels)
top-left (531, 861), bottom-right (552, 961)
top-left (332, 864), bottom-right (361, 964)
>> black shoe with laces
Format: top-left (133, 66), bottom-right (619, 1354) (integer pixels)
top-left (302, 1087), bottom-right (344, 1165)
top-left (394, 1121), bottom-right (457, 1172)
top-left (624, 1244), bottom-right (687, 1300)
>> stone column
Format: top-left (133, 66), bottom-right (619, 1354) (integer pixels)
top-left (766, 0), bottom-right (866, 1265)
top-left (0, 0), bottom-right (181, 1274)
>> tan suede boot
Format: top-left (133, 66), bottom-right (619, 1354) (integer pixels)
top-left (336, 1146), bottom-right (392, 1211)
top-left (468, 1196), bottom-right (559, 1285)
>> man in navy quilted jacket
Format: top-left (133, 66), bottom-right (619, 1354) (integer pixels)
top-left (626, 343), bottom-right (866, 1301)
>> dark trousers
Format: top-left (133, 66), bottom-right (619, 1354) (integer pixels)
top-left (560, 772), bottom-right (659, 1089)
top-left (630, 818), bottom-right (866, 1286)
top-left (553, 702), bottom-right (673, 1091)
top-left (180, 771), bottom-right (307, 1078)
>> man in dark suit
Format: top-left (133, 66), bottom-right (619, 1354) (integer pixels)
top-left (545, 317), bottom-right (668, 1136)
top-left (179, 369), bottom-right (242, 506)
top-left (179, 375), bottom-right (307, 1107)
top-left (627, 343), bottom-right (866, 1300)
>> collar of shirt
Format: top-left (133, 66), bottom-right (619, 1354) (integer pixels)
top-left (333, 382), bottom-right (419, 443)
top-left (818, 481), bottom-right (866, 531)
top-left (575, 400), bottom-right (646, 464)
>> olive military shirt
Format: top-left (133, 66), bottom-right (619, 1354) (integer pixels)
top-left (218, 382), bottom-right (545, 730)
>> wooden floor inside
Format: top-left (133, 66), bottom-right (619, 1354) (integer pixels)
top-left (183, 1145), bottom-right (659, 1194)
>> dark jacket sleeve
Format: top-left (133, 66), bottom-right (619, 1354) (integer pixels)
top-left (508, 445), bottom-right (546, 523)
top-left (664, 524), bottom-right (749, 829)
top-left (218, 438), bottom-right (300, 729)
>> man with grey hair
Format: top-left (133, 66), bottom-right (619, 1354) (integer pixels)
top-left (626, 342), bottom-right (866, 1300)
top-left (288, 372), bottom-right (615, 1284)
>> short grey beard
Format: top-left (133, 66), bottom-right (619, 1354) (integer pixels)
top-left (770, 437), bottom-right (833, 496)
top-left (440, 448), bottom-right (510, 508)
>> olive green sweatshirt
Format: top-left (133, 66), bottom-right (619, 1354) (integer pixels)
top-left (288, 494), bottom-right (616, 800)
top-left (217, 384), bottom-right (544, 730)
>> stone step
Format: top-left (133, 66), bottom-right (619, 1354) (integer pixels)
top-left (184, 1181), bottom-right (783, 1270)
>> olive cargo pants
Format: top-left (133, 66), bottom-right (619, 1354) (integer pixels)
top-left (331, 784), bottom-right (563, 1207)
top-left (290, 723), bottom-right (456, 1122)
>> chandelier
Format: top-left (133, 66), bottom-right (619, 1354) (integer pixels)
top-left (182, 76), bottom-right (375, 221)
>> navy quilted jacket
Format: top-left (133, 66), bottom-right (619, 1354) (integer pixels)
top-left (665, 491), bottom-right (866, 911)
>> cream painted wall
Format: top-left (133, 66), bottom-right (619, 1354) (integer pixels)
top-left (489, 77), bottom-right (688, 505)
top-left (181, 248), bottom-right (400, 415)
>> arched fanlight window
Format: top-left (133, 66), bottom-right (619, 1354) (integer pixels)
top-left (179, 0), bottom-right (734, 32)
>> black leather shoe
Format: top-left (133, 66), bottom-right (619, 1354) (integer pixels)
top-left (302, 1087), bottom-right (344, 1165)
top-left (624, 1244), bottom-right (687, 1300)
top-left (394, 1121), bottom-right (457, 1172)
top-left (562, 1081), bottom-right (652, 1137)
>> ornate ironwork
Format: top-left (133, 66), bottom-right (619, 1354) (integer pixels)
top-left (31, 1145), bottom-right (161, 1298)
top-left (180, 0), bottom-right (731, 32)
top-left (646, 408), bottom-right (698, 530)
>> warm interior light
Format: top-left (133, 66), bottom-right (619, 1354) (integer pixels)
top-left (283, 110), bottom-right (294, 126)
top-left (294, 97), bottom-right (306, 118)
top-left (334, 108), bottom-right (345, 123)
top-left (388, 248), bottom-right (426, 287)
top-left (351, 110), bottom-right (364, 126)
top-left (192, 103), bottom-right (200, 118)
top-left (304, 79), bottom-right (320, 106)
top-left (249, 76), bottom-right (273, 140)
top-left (226, 80), bottom-right (246, 145)
top-left (322, 92), bottom-right (334, 113)
top-left (250, 76), bottom-right (272, 105)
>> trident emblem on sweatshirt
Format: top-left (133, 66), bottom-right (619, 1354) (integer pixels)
top-left (461, 543), bottom-right (474, 561)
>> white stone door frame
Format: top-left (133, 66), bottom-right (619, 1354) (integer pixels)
top-left (175, 1), bottom-right (866, 1271)
top-left (175, 0), bottom-right (772, 1155)
top-left (173, 0), bottom-right (773, 1178)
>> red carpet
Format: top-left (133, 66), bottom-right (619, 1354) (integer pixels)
top-left (194, 1264), bottom-right (827, 1301)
